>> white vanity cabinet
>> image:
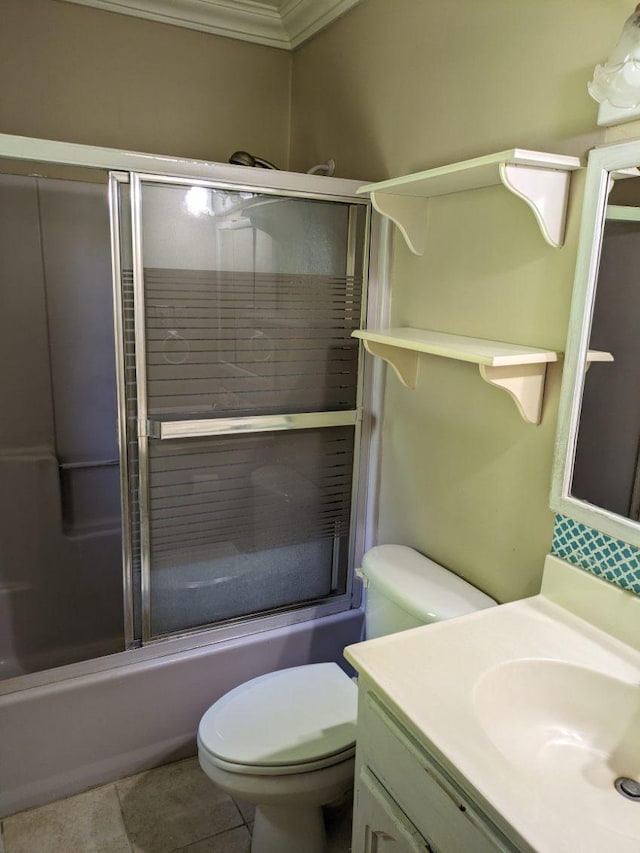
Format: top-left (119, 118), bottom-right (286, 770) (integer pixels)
top-left (346, 579), bottom-right (640, 853)
top-left (351, 683), bottom-right (520, 853)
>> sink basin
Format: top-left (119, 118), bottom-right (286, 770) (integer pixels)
top-left (474, 659), bottom-right (640, 839)
top-left (346, 568), bottom-right (640, 853)
top-left (474, 659), bottom-right (640, 773)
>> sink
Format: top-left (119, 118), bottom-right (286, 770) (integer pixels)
top-left (473, 659), bottom-right (640, 839)
top-left (473, 659), bottom-right (640, 773)
top-left (346, 563), bottom-right (640, 852)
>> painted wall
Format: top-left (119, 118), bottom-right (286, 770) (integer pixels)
top-left (0, 0), bottom-right (292, 167)
top-left (2, 0), bottom-right (639, 606)
top-left (289, 0), bottom-right (634, 602)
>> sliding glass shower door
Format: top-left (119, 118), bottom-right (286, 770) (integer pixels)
top-left (0, 164), bottom-right (125, 680)
top-left (118, 174), bottom-right (368, 641)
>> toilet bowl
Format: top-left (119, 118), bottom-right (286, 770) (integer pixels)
top-left (198, 662), bottom-right (357, 853)
top-left (197, 545), bottom-right (497, 852)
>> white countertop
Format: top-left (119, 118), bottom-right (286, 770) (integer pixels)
top-left (345, 586), bottom-right (640, 853)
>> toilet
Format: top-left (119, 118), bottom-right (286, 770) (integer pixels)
top-left (197, 545), bottom-right (496, 853)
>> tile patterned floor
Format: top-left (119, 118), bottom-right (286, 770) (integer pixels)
top-left (0, 757), bottom-right (352, 853)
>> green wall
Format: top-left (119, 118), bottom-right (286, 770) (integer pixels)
top-left (289, 0), bottom-right (634, 601)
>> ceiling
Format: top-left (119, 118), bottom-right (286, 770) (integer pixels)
top-left (60, 0), bottom-right (362, 50)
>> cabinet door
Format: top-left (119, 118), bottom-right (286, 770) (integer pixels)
top-left (360, 692), bottom-right (518, 853)
top-left (352, 767), bottom-right (432, 853)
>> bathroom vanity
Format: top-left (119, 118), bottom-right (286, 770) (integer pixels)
top-left (349, 679), bottom-right (519, 852)
top-left (345, 555), bottom-right (640, 853)
top-left (346, 133), bottom-right (640, 853)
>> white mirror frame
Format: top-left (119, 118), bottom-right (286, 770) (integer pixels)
top-left (551, 138), bottom-right (640, 548)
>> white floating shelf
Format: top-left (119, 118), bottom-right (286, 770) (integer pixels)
top-left (357, 149), bottom-right (581, 254)
top-left (586, 350), bottom-right (614, 363)
top-left (353, 327), bottom-right (560, 425)
top-left (585, 349), bottom-right (614, 373)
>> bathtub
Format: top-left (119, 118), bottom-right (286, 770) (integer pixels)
top-left (0, 607), bottom-right (363, 817)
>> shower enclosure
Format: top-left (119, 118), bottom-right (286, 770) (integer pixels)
top-left (0, 166), bottom-right (123, 678)
top-left (0, 139), bottom-right (371, 683)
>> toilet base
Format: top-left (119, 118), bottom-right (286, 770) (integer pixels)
top-left (253, 803), bottom-right (325, 853)
top-left (198, 747), bottom-right (354, 853)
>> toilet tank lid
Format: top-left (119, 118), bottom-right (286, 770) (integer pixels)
top-left (361, 545), bottom-right (496, 622)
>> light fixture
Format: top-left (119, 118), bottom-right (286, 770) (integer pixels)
top-left (589, 4), bottom-right (640, 126)
top-left (185, 186), bottom-right (212, 217)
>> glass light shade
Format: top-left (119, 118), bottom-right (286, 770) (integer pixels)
top-left (589, 4), bottom-right (640, 109)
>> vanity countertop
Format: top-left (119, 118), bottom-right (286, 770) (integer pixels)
top-left (345, 558), bottom-right (640, 853)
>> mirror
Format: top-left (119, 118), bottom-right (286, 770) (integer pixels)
top-left (552, 139), bottom-right (640, 547)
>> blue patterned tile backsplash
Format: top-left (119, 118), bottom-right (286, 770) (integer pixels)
top-left (552, 514), bottom-right (640, 595)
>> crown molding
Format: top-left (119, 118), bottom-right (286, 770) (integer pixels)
top-left (280, 0), bottom-right (361, 49)
top-left (59, 0), bottom-right (362, 50)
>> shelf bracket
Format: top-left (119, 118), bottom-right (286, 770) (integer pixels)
top-left (478, 363), bottom-right (548, 425)
top-left (362, 340), bottom-right (418, 389)
top-left (370, 191), bottom-right (428, 256)
top-left (499, 163), bottom-right (571, 248)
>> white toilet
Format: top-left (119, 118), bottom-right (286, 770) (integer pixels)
top-left (197, 545), bottom-right (496, 853)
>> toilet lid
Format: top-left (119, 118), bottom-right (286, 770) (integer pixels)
top-left (198, 663), bottom-right (357, 768)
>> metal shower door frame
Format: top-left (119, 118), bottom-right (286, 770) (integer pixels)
top-left (108, 171), bottom-right (137, 646)
top-left (126, 171), bottom-right (371, 644)
top-left (0, 132), bottom-right (390, 694)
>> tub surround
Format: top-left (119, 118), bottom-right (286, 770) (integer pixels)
top-left (346, 555), bottom-right (640, 852)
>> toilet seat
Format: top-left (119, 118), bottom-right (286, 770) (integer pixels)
top-left (198, 663), bottom-right (357, 776)
top-left (199, 740), bottom-right (356, 776)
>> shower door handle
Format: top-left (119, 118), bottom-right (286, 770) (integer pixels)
top-left (58, 459), bottom-right (119, 470)
top-left (145, 410), bottom-right (359, 440)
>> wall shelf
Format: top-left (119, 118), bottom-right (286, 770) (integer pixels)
top-left (356, 149), bottom-right (582, 254)
top-left (585, 349), bottom-right (614, 374)
top-left (606, 205), bottom-right (640, 222)
top-left (353, 327), bottom-right (560, 425)
top-left (586, 350), bottom-right (614, 363)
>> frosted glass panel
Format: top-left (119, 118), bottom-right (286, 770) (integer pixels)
top-left (140, 184), bottom-right (364, 418)
top-left (39, 180), bottom-right (118, 469)
top-left (141, 187), bottom-right (351, 276)
top-left (148, 427), bottom-right (354, 636)
top-left (0, 172), bottom-right (124, 679)
top-left (133, 179), bottom-right (367, 640)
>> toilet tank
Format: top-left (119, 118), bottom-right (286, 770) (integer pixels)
top-left (360, 545), bottom-right (497, 640)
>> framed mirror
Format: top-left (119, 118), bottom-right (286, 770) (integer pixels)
top-left (552, 138), bottom-right (640, 548)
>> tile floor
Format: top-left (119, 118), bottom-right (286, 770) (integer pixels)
top-left (0, 757), bottom-right (353, 853)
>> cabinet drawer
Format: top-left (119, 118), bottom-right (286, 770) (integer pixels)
top-left (359, 692), bottom-right (518, 853)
